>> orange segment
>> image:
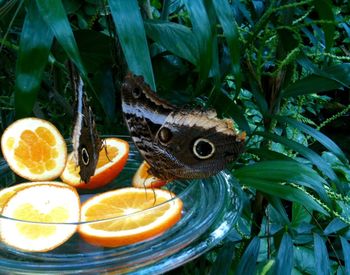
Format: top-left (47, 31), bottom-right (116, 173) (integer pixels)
top-left (0, 183), bottom-right (80, 252)
top-left (132, 161), bottom-right (167, 188)
top-left (79, 187), bottom-right (183, 247)
top-left (60, 138), bottom-right (129, 189)
top-left (1, 118), bottom-right (67, 181)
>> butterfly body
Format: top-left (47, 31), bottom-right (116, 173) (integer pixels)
top-left (121, 73), bottom-right (245, 181)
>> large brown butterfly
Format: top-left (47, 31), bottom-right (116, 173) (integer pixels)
top-left (121, 73), bottom-right (245, 181)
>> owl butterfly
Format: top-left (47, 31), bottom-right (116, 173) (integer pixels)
top-left (121, 73), bottom-right (245, 181)
top-left (69, 64), bottom-right (102, 183)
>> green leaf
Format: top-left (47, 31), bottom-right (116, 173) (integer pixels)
top-left (275, 116), bottom-right (348, 164)
top-left (340, 237), bottom-right (350, 275)
top-left (314, 0), bottom-right (335, 51)
top-left (35, 0), bottom-right (86, 79)
top-left (274, 233), bottom-right (293, 275)
top-left (324, 218), bottom-right (347, 235)
top-left (210, 241), bottom-right (235, 275)
top-left (109, 0), bottom-right (155, 89)
top-left (283, 64), bottom-right (350, 98)
top-left (14, 1), bottom-right (53, 118)
top-left (292, 203), bottom-right (312, 226)
top-left (256, 132), bottom-right (338, 184)
top-left (234, 160), bottom-right (330, 204)
top-left (211, 0), bottom-right (241, 91)
top-left (247, 148), bottom-right (293, 161)
top-left (235, 237), bottom-right (260, 275)
top-left (144, 21), bottom-right (198, 64)
top-left (235, 177), bottom-right (327, 215)
top-left (314, 233), bottom-right (330, 275)
top-left (184, 0), bottom-right (212, 79)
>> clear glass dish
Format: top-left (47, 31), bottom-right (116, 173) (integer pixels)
top-left (0, 136), bottom-right (242, 274)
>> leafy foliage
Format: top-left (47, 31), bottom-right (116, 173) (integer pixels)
top-left (1, 0), bottom-right (350, 274)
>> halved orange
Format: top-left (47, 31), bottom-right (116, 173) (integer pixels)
top-left (0, 181), bottom-right (68, 212)
top-left (132, 161), bottom-right (167, 188)
top-left (0, 183), bottom-right (80, 252)
top-left (79, 187), bottom-right (183, 247)
top-left (1, 118), bottom-right (67, 181)
top-left (60, 138), bottom-right (129, 189)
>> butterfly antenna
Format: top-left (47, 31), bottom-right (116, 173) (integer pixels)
top-left (101, 139), bottom-right (112, 162)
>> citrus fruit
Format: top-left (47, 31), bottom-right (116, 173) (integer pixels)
top-left (79, 187), bottom-right (183, 247)
top-left (60, 138), bottom-right (129, 189)
top-left (0, 183), bottom-right (80, 252)
top-left (132, 161), bottom-right (167, 188)
top-left (0, 181), bottom-right (67, 212)
top-left (1, 118), bottom-right (67, 181)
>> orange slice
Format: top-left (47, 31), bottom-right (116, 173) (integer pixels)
top-left (0, 181), bottom-right (67, 212)
top-left (79, 187), bottom-right (183, 247)
top-left (0, 183), bottom-right (80, 252)
top-left (60, 138), bottom-right (129, 189)
top-left (132, 161), bottom-right (167, 188)
top-left (1, 118), bottom-right (67, 181)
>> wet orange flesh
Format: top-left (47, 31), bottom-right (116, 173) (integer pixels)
top-left (12, 127), bottom-right (58, 174)
top-left (85, 194), bottom-right (170, 231)
top-left (139, 162), bottom-right (150, 179)
top-left (13, 203), bottom-right (69, 239)
top-left (67, 145), bottom-right (118, 174)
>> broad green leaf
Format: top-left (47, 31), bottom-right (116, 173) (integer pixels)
top-left (211, 0), bottom-right (241, 91)
top-left (275, 116), bottom-right (348, 164)
top-left (234, 177), bottom-right (327, 215)
top-left (324, 218), bottom-right (348, 235)
top-left (283, 64), bottom-right (350, 98)
top-left (256, 132), bottom-right (338, 185)
top-left (266, 195), bottom-right (290, 225)
top-left (314, 234), bottom-right (330, 275)
top-left (184, 0), bottom-right (212, 79)
top-left (210, 241), bottom-right (235, 275)
top-left (14, 1), bottom-right (53, 118)
top-left (225, 101), bottom-right (251, 134)
top-left (234, 160), bottom-right (329, 204)
top-left (340, 237), bottom-right (350, 275)
top-left (314, 0), bottom-right (335, 51)
top-left (109, 0), bottom-right (155, 89)
top-left (35, 0), bottom-right (86, 79)
top-left (235, 237), bottom-right (260, 275)
top-left (144, 21), bottom-right (198, 64)
top-left (274, 233), bottom-right (293, 275)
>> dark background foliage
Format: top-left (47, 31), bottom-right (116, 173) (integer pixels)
top-left (1, 0), bottom-right (350, 274)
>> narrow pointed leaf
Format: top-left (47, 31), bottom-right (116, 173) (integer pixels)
top-left (324, 218), bottom-right (347, 235)
top-left (184, 0), bottom-right (212, 79)
top-left (274, 233), bottom-right (293, 275)
top-left (234, 177), bottom-right (327, 215)
top-left (314, 0), bottom-right (335, 51)
top-left (144, 21), bottom-right (198, 64)
top-left (275, 116), bottom-right (348, 164)
top-left (109, 0), bottom-right (155, 89)
top-left (14, 1), bottom-right (53, 118)
top-left (35, 0), bottom-right (86, 79)
top-left (235, 237), bottom-right (260, 275)
top-left (210, 241), bottom-right (235, 275)
top-left (256, 132), bottom-right (338, 184)
top-left (212, 0), bottom-right (241, 91)
top-left (283, 64), bottom-right (350, 98)
top-left (234, 160), bottom-right (329, 204)
top-left (314, 233), bottom-right (330, 275)
top-left (340, 237), bottom-right (350, 275)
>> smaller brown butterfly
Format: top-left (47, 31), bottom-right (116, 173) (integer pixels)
top-left (69, 63), bottom-right (102, 183)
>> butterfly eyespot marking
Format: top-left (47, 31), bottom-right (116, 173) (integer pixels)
top-left (132, 86), bottom-right (142, 98)
top-left (158, 127), bottom-right (172, 144)
top-left (193, 138), bottom-right (215, 159)
top-left (81, 147), bottom-right (90, 165)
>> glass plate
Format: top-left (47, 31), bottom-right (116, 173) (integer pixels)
top-left (0, 136), bottom-right (242, 274)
